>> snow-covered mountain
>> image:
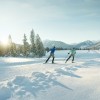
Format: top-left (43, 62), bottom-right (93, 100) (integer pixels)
top-left (74, 40), bottom-right (96, 49)
top-left (43, 40), bottom-right (97, 49)
top-left (89, 41), bottom-right (100, 49)
top-left (43, 40), bottom-right (72, 49)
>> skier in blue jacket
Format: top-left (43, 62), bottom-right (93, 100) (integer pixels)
top-left (45, 46), bottom-right (56, 64)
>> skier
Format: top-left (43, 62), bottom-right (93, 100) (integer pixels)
top-left (65, 48), bottom-right (76, 63)
top-left (45, 46), bottom-right (56, 64)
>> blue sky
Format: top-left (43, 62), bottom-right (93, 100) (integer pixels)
top-left (0, 0), bottom-right (100, 44)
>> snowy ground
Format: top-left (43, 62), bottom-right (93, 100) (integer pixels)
top-left (0, 50), bottom-right (100, 100)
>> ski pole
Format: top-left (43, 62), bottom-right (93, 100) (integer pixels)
top-left (64, 53), bottom-right (70, 62)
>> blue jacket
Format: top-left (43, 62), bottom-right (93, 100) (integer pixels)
top-left (50, 47), bottom-right (55, 54)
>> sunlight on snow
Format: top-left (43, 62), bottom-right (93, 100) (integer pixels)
top-left (4, 58), bottom-right (33, 63)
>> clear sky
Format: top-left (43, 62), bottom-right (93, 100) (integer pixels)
top-left (0, 0), bottom-right (100, 44)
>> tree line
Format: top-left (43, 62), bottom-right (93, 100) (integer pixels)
top-left (0, 29), bottom-right (45, 57)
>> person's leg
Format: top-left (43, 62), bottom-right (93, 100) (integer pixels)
top-left (72, 55), bottom-right (74, 63)
top-left (65, 55), bottom-right (71, 63)
top-left (45, 55), bottom-right (51, 63)
top-left (52, 56), bottom-right (55, 63)
top-left (51, 54), bottom-right (55, 63)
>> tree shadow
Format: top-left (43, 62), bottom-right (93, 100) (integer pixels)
top-left (1, 60), bottom-right (90, 99)
top-left (5, 72), bottom-right (72, 99)
top-left (55, 66), bottom-right (82, 78)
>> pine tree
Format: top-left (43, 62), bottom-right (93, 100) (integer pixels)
top-left (23, 34), bottom-right (30, 57)
top-left (12, 43), bottom-right (17, 56)
top-left (7, 35), bottom-right (13, 56)
top-left (16, 45), bottom-right (23, 57)
top-left (35, 34), bottom-right (45, 57)
top-left (6, 35), bottom-right (17, 56)
top-left (0, 42), bottom-right (4, 56)
top-left (30, 29), bottom-right (36, 57)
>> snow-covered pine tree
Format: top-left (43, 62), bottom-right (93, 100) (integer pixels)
top-left (23, 34), bottom-right (30, 57)
top-left (7, 35), bottom-right (17, 56)
top-left (16, 45), bottom-right (23, 57)
top-left (35, 34), bottom-right (45, 57)
top-left (30, 29), bottom-right (36, 57)
top-left (11, 43), bottom-right (17, 57)
top-left (7, 35), bottom-right (13, 56)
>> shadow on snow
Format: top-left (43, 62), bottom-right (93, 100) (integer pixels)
top-left (0, 72), bottom-right (72, 100)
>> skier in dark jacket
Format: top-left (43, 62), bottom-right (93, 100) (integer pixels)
top-left (45, 46), bottom-right (56, 64)
top-left (65, 48), bottom-right (76, 63)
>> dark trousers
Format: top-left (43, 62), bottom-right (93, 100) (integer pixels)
top-left (45, 53), bottom-right (55, 63)
top-left (66, 54), bottom-right (74, 62)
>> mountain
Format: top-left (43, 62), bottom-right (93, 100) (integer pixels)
top-left (88, 41), bottom-right (100, 49)
top-left (74, 40), bottom-right (96, 49)
top-left (43, 40), bottom-right (72, 49)
top-left (43, 40), bottom-right (99, 49)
